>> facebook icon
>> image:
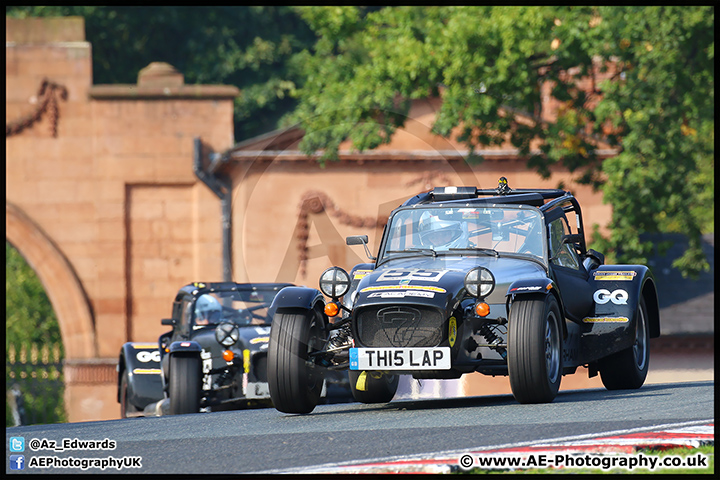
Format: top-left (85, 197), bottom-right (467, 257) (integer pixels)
top-left (10, 455), bottom-right (25, 470)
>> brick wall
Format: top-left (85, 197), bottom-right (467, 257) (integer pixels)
top-left (6, 17), bottom-right (238, 422)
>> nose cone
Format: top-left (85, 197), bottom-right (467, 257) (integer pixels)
top-left (356, 259), bottom-right (467, 311)
top-left (355, 256), bottom-right (547, 307)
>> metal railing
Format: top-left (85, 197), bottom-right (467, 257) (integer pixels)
top-left (6, 342), bottom-right (66, 426)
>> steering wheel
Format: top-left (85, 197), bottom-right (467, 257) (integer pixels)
top-left (244, 303), bottom-right (269, 320)
top-left (223, 304), bottom-right (269, 323)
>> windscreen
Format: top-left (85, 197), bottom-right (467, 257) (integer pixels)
top-left (192, 288), bottom-right (279, 328)
top-left (380, 205), bottom-right (544, 261)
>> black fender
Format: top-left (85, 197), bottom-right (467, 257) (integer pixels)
top-left (167, 340), bottom-right (202, 355)
top-left (117, 342), bottom-right (164, 409)
top-left (270, 286), bottom-right (326, 314)
top-left (641, 274), bottom-right (660, 338)
top-left (344, 264), bottom-right (375, 309)
top-left (506, 277), bottom-right (567, 339)
top-left (582, 265), bottom-right (660, 362)
top-left (162, 341), bottom-right (203, 388)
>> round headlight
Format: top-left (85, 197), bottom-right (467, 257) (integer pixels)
top-left (319, 267), bottom-right (351, 298)
top-left (215, 322), bottom-right (240, 347)
top-left (465, 267), bottom-right (495, 298)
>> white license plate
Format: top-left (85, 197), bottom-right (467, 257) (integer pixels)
top-left (349, 347), bottom-right (451, 370)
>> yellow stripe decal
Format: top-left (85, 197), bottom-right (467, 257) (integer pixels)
top-left (582, 317), bottom-right (629, 323)
top-left (360, 285), bottom-right (446, 293)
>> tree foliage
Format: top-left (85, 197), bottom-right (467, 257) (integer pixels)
top-left (5, 242), bottom-right (62, 349)
top-left (5, 6), bottom-right (316, 141)
top-left (5, 6), bottom-right (714, 277)
top-left (289, 6), bottom-right (714, 277)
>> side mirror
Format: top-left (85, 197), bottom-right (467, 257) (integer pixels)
top-left (583, 249), bottom-right (605, 271)
top-left (346, 235), bottom-right (369, 246)
top-left (346, 235), bottom-right (376, 261)
top-left (561, 233), bottom-right (583, 245)
top-left (161, 318), bottom-right (175, 326)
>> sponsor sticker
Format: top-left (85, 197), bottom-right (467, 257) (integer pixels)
top-left (249, 336), bottom-right (269, 344)
top-left (593, 289), bottom-right (628, 305)
top-left (369, 291), bottom-right (405, 298)
top-left (361, 285), bottom-right (447, 294)
top-left (593, 271), bottom-right (637, 281)
top-left (510, 286), bottom-right (543, 292)
top-left (201, 349), bottom-right (212, 390)
top-left (135, 350), bottom-right (161, 363)
top-left (582, 316), bottom-right (629, 323)
top-left (243, 349), bottom-right (251, 374)
top-left (367, 291), bottom-right (436, 299)
top-left (449, 317), bottom-right (457, 347)
top-left (353, 269), bottom-right (373, 279)
top-left (132, 368), bottom-right (162, 375)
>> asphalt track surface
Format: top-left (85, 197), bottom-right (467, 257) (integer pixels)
top-left (5, 380), bottom-right (714, 474)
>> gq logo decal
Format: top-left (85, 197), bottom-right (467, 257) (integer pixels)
top-left (593, 289), bottom-right (628, 305)
top-left (136, 350), bottom-right (161, 363)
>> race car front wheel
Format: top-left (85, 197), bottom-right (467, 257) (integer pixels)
top-left (348, 370), bottom-right (399, 404)
top-left (120, 370), bottom-right (141, 418)
top-left (168, 354), bottom-right (201, 415)
top-left (598, 296), bottom-right (650, 390)
top-left (507, 293), bottom-right (563, 404)
top-left (267, 310), bottom-right (324, 414)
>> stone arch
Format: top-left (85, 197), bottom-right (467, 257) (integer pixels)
top-left (6, 202), bottom-right (96, 359)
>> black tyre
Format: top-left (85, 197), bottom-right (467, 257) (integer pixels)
top-left (267, 310), bottom-right (324, 414)
top-left (598, 296), bottom-right (650, 390)
top-left (348, 370), bottom-right (399, 404)
top-left (507, 294), bottom-right (563, 404)
top-left (168, 354), bottom-right (201, 415)
top-left (119, 370), bottom-right (141, 418)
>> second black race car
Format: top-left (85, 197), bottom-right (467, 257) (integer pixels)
top-left (118, 282), bottom-right (351, 417)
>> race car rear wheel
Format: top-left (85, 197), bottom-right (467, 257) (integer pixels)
top-left (267, 310), bottom-right (324, 414)
top-left (598, 296), bottom-right (650, 390)
top-left (120, 370), bottom-right (141, 418)
top-left (507, 294), bottom-right (562, 403)
top-left (348, 370), bottom-right (399, 404)
top-left (168, 354), bottom-right (201, 415)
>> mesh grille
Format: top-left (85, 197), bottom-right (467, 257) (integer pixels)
top-left (355, 306), bottom-right (444, 347)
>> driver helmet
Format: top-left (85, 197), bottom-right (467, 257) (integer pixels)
top-left (418, 212), bottom-right (468, 249)
top-left (194, 294), bottom-right (222, 324)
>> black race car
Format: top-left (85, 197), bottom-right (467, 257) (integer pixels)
top-left (117, 282), bottom-right (350, 417)
top-left (267, 178), bottom-right (661, 414)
